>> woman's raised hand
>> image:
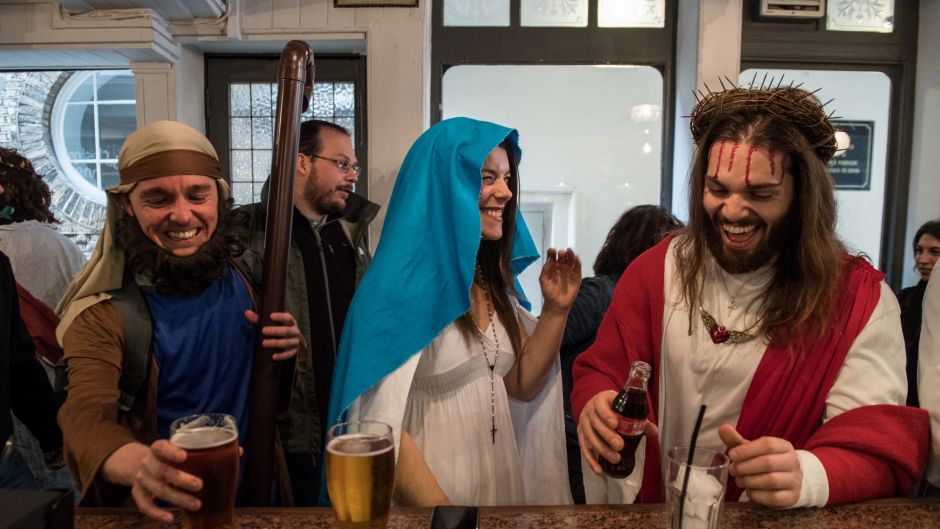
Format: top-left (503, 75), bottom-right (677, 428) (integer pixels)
top-left (539, 248), bottom-right (581, 315)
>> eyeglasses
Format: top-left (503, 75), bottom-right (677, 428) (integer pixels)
top-left (308, 154), bottom-right (361, 176)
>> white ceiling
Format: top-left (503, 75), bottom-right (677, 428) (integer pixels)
top-left (58, 0), bottom-right (226, 20)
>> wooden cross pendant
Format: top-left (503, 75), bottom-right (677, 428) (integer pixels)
top-left (491, 425), bottom-right (497, 443)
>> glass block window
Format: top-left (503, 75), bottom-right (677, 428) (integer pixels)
top-left (51, 70), bottom-right (136, 205)
top-left (598, 0), bottom-right (665, 28)
top-left (520, 0), bottom-right (587, 27)
top-left (228, 81), bottom-right (356, 206)
top-left (444, 0), bottom-right (510, 27)
top-left (827, 0), bottom-right (894, 33)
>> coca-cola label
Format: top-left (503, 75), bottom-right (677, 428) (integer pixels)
top-left (615, 417), bottom-right (646, 437)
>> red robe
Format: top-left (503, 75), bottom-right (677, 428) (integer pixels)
top-left (571, 237), bottom-right (928, 504)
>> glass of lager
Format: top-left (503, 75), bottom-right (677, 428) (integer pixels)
top-left (326, 420), bottom-right (395, 529)
top-left (169, 413), bottom-right (240, 529)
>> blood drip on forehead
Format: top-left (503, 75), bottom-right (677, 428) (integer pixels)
top-left (744, 145), bottom-right (757, 186)
top-left (707, 141), bottom-right (790, 186)
top-left (728, 143), bottom-right (739, 173)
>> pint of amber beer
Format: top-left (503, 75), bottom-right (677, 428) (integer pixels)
top-left (326, 420), bottom-right (395, 529)
top-left (169, 413), bottom-right (240, 529)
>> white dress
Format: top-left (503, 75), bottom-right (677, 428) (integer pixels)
top-left (350, 302), bottom-right (572, 506)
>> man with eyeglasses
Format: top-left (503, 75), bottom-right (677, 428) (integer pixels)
top-left (238, 119), bottom-right (379, 505)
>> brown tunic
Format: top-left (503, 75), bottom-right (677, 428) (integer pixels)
top-left (58, 300), bottom-right (159, 504)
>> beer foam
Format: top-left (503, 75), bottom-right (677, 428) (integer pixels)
top-left (327, 433), bottom-right (393, 457)
top-left (170, 427), bottom-right (237, 450)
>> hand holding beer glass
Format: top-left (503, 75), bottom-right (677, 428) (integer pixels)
top-left (169, 413), bottom-right (240, 529)
top-left (326, 420), bottom-right (395, 529)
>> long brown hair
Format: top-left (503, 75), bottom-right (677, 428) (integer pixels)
top-left (675, 111), bottom-right (846, 348)
top-left (456, 138), bottom-right (523, 356)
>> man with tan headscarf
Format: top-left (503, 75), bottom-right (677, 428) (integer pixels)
top-left (56, 121), bottom-right (300, 522)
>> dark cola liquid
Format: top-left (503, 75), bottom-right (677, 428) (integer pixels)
top-left (598, 387), bottom-right (648, 479)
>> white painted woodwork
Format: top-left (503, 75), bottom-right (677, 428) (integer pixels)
top-left (58, 0), bottom-right (226, 20)
top-left (130, 61), bottom-right (176, 124)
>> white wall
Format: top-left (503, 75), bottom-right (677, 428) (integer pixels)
top-left (176, 45), bottom-right (206, 133)
top-left (443, 65), bottom-right (663, 276)
top-left (672, 0), bottom-right (743, 221)
top-left (904, 1), bottom-right (940, 287)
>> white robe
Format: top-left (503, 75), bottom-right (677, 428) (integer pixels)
top-left (350, 302), bottom-right (572, 506)
top-left (584, 238), bottom-right (906, 507)
top-left (918, 272), bottom-right (940, 487)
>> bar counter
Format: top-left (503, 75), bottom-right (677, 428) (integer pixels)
top-left (74, 499), bottom-right (940, 528)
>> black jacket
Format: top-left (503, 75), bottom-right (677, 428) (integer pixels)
top-left (0, 251), bottom-right (62, 452)
top-left (898, 280), bottom-right (927, 407)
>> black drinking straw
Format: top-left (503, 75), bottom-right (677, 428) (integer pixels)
top-left (677, 404), bottom-right (707, 529)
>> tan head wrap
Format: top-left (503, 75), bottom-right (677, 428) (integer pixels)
top-left (56, 120), bottom-right (231, 343)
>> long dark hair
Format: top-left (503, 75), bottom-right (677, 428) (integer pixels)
top-left (594, 205), bottom-right (681, 277)
top-left (0, 148), bottom-right (58, 224)
top-left (674, 111), bottom-right (846, 348)
top-left (456, 138), bottom-right (523, 355)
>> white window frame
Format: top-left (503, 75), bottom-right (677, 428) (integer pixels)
top-left (50, 70), bottom-right (135, 205)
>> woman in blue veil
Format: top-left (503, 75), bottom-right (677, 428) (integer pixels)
top-left (327, 117), bottom-right (579, 506)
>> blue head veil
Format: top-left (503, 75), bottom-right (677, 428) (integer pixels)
top-left (326, 117), bottom-right (539, 429)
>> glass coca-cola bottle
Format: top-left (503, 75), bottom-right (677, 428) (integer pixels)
top-left (598, 360), bottom-right (651, 479)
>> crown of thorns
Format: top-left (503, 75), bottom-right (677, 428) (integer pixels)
top-left (689, 76), bottom-right (838, 162)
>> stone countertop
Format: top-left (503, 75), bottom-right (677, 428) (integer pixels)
top-left (74, 499), bottom-right (940, 528)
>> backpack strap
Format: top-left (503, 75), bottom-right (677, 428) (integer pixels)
top-left (109, 277), bottom-right (154, 413)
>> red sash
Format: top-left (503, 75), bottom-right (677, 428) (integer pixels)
top-left (571, 237), bottom-right (928, 504)
top-left (15, 281), bottom-right (64, 366)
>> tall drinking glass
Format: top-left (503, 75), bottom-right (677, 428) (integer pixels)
top-left (665, 446), bottom-right (729, 529)
top-left (326, 420), bottom-right (395, 529)
top-left (169, 413), bottom-right (239, 529)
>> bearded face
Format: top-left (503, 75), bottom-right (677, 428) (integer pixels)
top-left (296, 128), bottom-right (358, 218)
top-left (701, 140), bottom-right (797, 274)
top-left (115, 201), bottom-right (246, 296)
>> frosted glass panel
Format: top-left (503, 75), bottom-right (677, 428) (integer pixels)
top-left (599, 0), bottom-right (665, 28)
top-left (334, 83), bottom-right (355, 117)
top-left (443, 65), bottom-right (663, 312)
top-left (740, 69), bottom-right (891, 272)
top-left (313, 83), bottom-right (334, 117)
top-left (444, 0), bottom-right (509, 27)
top-left (230, 84), bottom-right (250, 116)
top-left (827, 0), bottom-right (894, 33)
top-left (251, 83), bottom-right (272, 116)
top-left (520, 0), bottom-right (587, 27)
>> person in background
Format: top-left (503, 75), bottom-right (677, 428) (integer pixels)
top-left (328, 118), bottom-right (579, 506)
top-left (573, 84), bottom-right (927, 508)
top-left (0, 250), bottom-right (63, 490)
top-left (561, 204), bottom-right (681, 503)
top-left (238, 119), bottom-right (379, 505)
top-left (56, 121), bottom-right (300, 521)
top-left (0, 147), bottom-right (82, 490)
top-left (899, 220), bottom-right (940, 406)
top-left (0, 147), bottom-right (85, 310)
